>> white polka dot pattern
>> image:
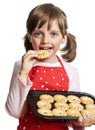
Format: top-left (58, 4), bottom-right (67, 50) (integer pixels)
top-left (29, 65), bottom-right (69, 91)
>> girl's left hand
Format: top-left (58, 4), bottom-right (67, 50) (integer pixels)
top-left (71, 113), bottom-right (95, 127)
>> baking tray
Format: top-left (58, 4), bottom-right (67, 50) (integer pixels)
top-left (27, 90), bottom-right (95, 120)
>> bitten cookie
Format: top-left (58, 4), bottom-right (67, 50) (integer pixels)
top-left (37, 50), bottom-right (49, 60)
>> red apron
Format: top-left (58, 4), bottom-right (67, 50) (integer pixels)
top-left (17, 57), bottom-right (69, 130)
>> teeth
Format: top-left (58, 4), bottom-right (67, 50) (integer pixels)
top-left (40, 47), bottom-right (52, 50)
top-left (43, 48), bottom-right (48, 50)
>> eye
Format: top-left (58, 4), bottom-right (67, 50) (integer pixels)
top-left (51, 32), bottom-right (58, 38)
top-left (32, 32), bottom-right (42, 38)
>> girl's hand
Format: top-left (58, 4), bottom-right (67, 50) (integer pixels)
top-left (71, 113), bottom-right (95, 127)
top-left (19, 50), bottom-right (38, 75)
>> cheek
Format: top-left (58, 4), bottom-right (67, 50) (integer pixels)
top-left (55, 37), bottom-right (64, 44)
top-left (53, 41), bottom-right (63, 51)
top-left (30, 38), bottom-right (40, 49)
top-left (57, 38), bottom-right (65, 48)
top-left (53, 42), bottom-right (61, 51)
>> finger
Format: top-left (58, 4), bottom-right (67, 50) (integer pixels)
top-left (22, 50), bottom-right (38, 60)
top-left (23, 54), bottom-right (37, 64)
top-left (81, 114), bottom-right (93, 126)
top-left (24, 50), bottom-right (38, 58)
top-left (78, 115), bottom-right (83, 122)
top-left (91, 116), bottom-right (95, 124)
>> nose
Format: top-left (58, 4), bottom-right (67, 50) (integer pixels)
top-left (41, 35), bottom-right (49, 44)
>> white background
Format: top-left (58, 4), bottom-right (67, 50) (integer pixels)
top-left (0, 0), bottom-right (95, 129)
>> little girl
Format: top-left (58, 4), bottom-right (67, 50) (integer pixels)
top-left (5, 3), bottom-right (95, 130)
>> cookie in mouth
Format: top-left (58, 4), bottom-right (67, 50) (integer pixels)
top-left (37, 50), bottom-right (49, 60)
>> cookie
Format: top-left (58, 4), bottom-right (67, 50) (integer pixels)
top-left (54, 102), bottom-right (69, 110)
top-left (69, 103), bottom-right (83, 111)
top-left (67, 109), bottom-right (81, 116)
top-left (80, 96), bottom-right (94, 105)
top-left (67, 95), bottom-right (80, 103)
top-left (39, 94), bottom-right (54, 103)
top-left (54, 94), bottom-right (67, 102)
top-left (37, 100), bottom-right (52, 109)
top-left (52, 108), bottom-right (67, 116)
top-left (38, 109), bottom-right (53, 116)
top-left (37, 50), bottom-right (49, 60)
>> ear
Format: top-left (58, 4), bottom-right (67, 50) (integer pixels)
top-left (62, 34), bottom-right (67, 43)
top-left (59, 35), bottom-right (67, 50)
top-left (27, 32), bottom-right (32, 43)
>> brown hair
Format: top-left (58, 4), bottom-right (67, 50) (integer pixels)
top-left (24, 3), bottom-right (77, 62)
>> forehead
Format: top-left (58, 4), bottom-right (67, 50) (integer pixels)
top-left (35, 20), bottom-right (60, 30)
top-left (27, 4), bottom-right (67, 35)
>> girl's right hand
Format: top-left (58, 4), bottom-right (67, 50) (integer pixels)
top-left (19, 50), bottom-right (38, 76)
top-left (70, 113), bottom-right (95, 127)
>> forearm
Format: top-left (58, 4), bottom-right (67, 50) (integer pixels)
top-left (5, 74), bottom-right (32, 118)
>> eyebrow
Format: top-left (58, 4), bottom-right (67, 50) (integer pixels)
top-left (50, 30), bottom-right (60, 33)
top-left (33, 29), bottom-right (61, 33)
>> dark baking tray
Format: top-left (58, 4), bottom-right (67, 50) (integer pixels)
top-left (27, 90), bottom-right (95, 120)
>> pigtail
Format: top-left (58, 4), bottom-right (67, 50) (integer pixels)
top-left (61, 33), bottom-right (77, 62)
top-left (24, 34), bottom-right (34, 52)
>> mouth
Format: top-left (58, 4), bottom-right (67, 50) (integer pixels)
top-left (39, 46), bottom-right (52, 50)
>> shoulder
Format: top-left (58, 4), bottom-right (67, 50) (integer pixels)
top-left (13, 60), bottom-right (21, 72)
top-left (62, 61), bottom-right (77, 71)
top-left (62, 60), bottom-right (78, 74)
top-left (57, 55), bottom-right (78, 74)
top-left (14, 60), bottom-right (21, 67)
top-left (62, 60), bottom-right (80, 91)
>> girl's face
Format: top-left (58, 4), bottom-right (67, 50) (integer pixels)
top-left (28, 20), bottom-right (66, 62)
